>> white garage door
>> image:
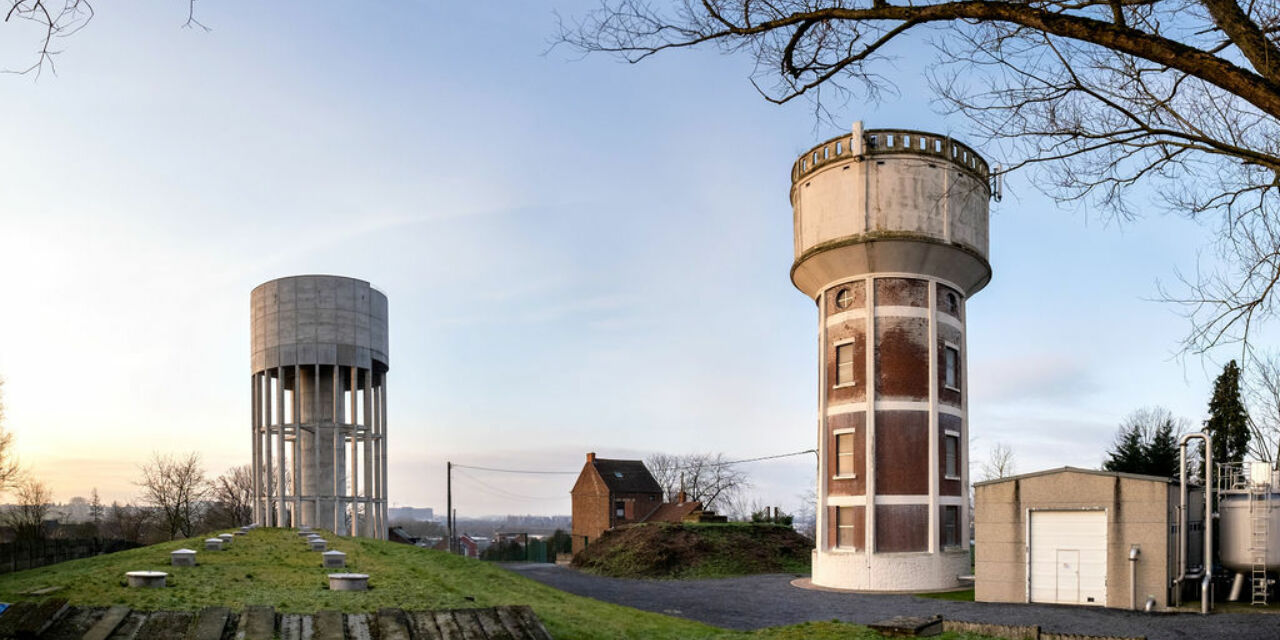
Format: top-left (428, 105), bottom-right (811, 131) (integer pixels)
top-left (1029, 510), bottom-right (1107, 606)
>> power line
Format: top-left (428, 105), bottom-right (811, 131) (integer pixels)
top-left (451, 463), bottom-right (578, 475)
top-left (669, 449), bottom-right (818, 471)
top-left (452, 469), bottom-right (567, 502)
top-left (453, 448), bottom-right (817, 477)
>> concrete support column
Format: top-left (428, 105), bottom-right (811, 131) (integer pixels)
top-left (363, 369), bottom-right (373, 538)
top-left (276, 367), bottom-right (286, 527)
top-left (332, 363), bottom-right (342, 534)
top-left (349, 366), bottom-right (359, 537)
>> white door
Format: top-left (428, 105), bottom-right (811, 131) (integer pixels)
top-left (1029, 510), bottom-right (1106, 606)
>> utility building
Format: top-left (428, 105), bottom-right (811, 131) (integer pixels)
top-left (789, 125), bottom-right (992, 590)
top-left (250, 275), bottom-right (389, 538)
top-left (974, 467), bottom-right (1202, 609)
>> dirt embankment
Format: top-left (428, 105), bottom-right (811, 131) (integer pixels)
top-left (570, 522), bottom-right (812, 579)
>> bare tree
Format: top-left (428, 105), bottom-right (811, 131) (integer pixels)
top-left (4, 477), bottom-right (52, 542)
top-left (562, 0), bottom-right (1280, 355)
top-left (137, 452), bottom-right (209, 540)
top-left (205, 464), bottom-right (253, 529)
top-left (0, 378), bottom-right (21, 491)
top-left (644, 452), bottom-right (750, 511)
top-left (1245, 352), bottom-right (1280, 463)
top-left (104, 500), bottom-right (152, 544)
top-left (979, 442), bottom-right (1017, 481)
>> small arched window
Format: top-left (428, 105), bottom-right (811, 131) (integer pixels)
top-left (946, 292), bottom-right (959, 315)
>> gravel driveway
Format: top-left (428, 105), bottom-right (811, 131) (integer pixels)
top-left (505, 564), bottom-right (1280, 640)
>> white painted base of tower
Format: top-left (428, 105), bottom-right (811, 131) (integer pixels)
top-left (811, 548), bottom-right (969, 591)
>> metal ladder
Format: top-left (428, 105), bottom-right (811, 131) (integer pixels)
top-left (1250, 481), bottom-right (1270, 605)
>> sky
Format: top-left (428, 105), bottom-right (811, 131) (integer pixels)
top-left (0, 1), bottom-right (1258, 517)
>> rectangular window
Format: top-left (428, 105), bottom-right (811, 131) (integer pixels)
top-left (943, 505), bottom-right (960, 547)
top-left (615, 501), bottom-right (625, 518)
top-left (944, 433), bottom-right (960, 479)
top-left (836, 507), bottom-right (857, 548)
top-left (835, 432), bottom-right (855, 477)
top-left (944, 345), bottom-right (960, 389)
top-left (835, 342), bottom-right (854, 386)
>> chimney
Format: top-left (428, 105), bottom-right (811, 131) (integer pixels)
top-left (677, 490), bottom-right (687, 504)
top-left (587, 452), bottom-right (596, 463)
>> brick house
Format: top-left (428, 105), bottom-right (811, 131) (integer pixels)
top-left (570, 452), bottom-right (709, 553)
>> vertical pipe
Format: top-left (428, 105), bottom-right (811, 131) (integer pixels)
top-left (1178, 432), bottom-right (1213, 614)
top-left (276, 366), bottom-right (286, 527)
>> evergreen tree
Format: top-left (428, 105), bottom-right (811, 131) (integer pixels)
top-left (1104, 407), bottom-right (1186, 477)
top-left (1104, 421), bottom-right (1148, 474)
top-left (1205, 360), bottom-right (1251, 467)
top-left (1146, 418), bottom-right (1181, 478)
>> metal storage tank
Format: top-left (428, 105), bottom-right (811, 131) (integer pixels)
top-left (1218, 461), bottom-right (1280, 604)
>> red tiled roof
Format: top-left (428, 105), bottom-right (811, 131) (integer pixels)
top-left (642, 500), bottom-right (703, 523)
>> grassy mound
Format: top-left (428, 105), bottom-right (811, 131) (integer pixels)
top-left (0, 528), bottom-right (990, 640)
top-left (571, 522), bottom-right (811, 579)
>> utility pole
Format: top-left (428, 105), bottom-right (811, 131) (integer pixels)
top-left (447, 461), bottom-right (453, 554)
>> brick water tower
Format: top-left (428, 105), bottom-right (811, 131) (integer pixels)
top-left (790, 124), bottom-right (992, 590)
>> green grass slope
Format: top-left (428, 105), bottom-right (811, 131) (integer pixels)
top-left (571, 522), bottom-right (811, 579)
top-left (0, 528), bottom-right (991, 640)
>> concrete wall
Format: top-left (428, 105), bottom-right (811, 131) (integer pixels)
top-left (975, 469), bottom-right (1175, 609)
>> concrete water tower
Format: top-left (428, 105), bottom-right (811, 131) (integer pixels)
top-left (790, 124), bottom-right (992, 590)
top-left (251, 275), bottom-right (389, 539)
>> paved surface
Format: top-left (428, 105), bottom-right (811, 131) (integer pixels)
top-left (506, 564), bottom-right (1280, 640)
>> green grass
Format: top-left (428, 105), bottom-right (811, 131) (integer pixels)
top-left (915, 588), bottom-right (975, 602)
top-left (0, 529), bottom-right (995, 640)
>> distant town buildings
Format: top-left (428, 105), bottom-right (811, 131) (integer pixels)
top-left (388, 507), bottom-right (435, 522)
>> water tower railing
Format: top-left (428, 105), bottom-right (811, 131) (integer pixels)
top-left (791, 129), bottom-right (990, 185)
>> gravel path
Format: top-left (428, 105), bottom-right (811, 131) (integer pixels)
top-left (505, 564), bottom-right (1280, 640)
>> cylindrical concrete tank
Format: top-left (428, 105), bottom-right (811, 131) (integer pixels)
top-left (251, 275), bottom-right (389, 539)
top-left (791, 125), bottom-right (992, 591)
top-left (1219, 493), bottom-right (1280, 572)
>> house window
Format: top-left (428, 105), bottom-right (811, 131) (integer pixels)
top-left (943, 345), bottom-right (960, 390)
top-left (944, 432), bottom-right (960, 479)
top-left (835, 432), bottom-right (855, 477)
top-left (836, 507), bottom-right (857, 548)
top-left (615, 501), bottom-right (625, 518)
top-left (835, 342), bottom-right (855, 386)
top-left (943, 505), bottom-right (960, 547)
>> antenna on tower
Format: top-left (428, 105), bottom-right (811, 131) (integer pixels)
top-left (992, 164), bottom-right (1004, 202)
top-left (851, 121), bottom-right (865, 158)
